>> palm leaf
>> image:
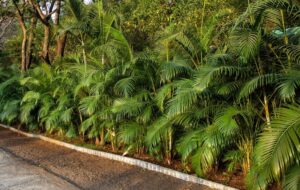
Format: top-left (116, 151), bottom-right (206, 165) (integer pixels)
top-left (253, 105), bottom-right (300, 188)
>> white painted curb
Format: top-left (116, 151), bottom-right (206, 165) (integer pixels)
top-left (0, 124), bottom-right (238, 190)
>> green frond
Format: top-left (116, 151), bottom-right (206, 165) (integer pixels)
top-left (0, 100), bottom-right (20, 123)
top-left (20, 102), bottom-right (37, 124)
top-left (230, 29), bottom-right (261, 61)
top-left (223, 150), bottom-right (244, 173)
top-left (176, 129), bottom-right (204, 162)
top-left (81, 115), bottom-right (98, 133)
top-left (173, 32), bottom-right (197, 58)
top-left (79, 95), bottom-right (101, 115)
top-left (114, 76), bottom-right (136, 97)
top-left (217, 81), bottom-right (243, 96)
top-left (171, 105), bottom-right (221, 127)
top-left (251, 0), bottom-right (294, 16)
top-left (194, 65), bottom-right (248, 91)
top-left (280, 45), bottom-right (300, 64)
top-left (191, 142), bottom-right (219, 177)
top-left (0, 76), bottom-right (20, 96)
top-left (159, 60), bottom-right (192, 83)
top-left (67, 0), bottom-right (86, 22)
top-left (38, 96), bottom-right (54, 121)
top-left (45, 109), bottom-right (62, 132)
top-left (137, 105), bottom-right (153, 124)
top-left (278, 70), bottom-right (300, 101)
top-left (239, 74), bottom-right (280, 99)
top-left (145, 116), bottom-right (171, 147)
top-left (19, 77), bottom-right (40, 86)
top-left (214, 107), bottom-right (244, 136)
top-left (118, 122), bottom-right (144, 145)
top-left (66, 125), bottom-right (77, 138)
top-left (167, 79), bottom-right (199, 117)
top-left (253, 105), bottom-right (300, 188)
top-left (21, 91), bottom-right (40, 105)
top-left (284, 165), bottom-right (300, 190)
top-left (155, 83), bottom-right (174, 112)
top-left (61, 108), bottom-right (73, 124)
top-left (112, 98), bottom-right (145, 119)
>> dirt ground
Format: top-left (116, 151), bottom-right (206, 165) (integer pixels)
top-left (0, 127), bottom-right (211, 190)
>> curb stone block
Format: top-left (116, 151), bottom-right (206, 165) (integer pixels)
top-left (0, 124), bottom-right (238, 190)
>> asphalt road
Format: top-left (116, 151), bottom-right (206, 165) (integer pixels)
top-left (0, 149), bottom-right (79, 190)
top-left (0, 127), bottom-right (211, 190)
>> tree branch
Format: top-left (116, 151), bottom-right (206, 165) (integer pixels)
top-left (28, 0), bottom-right (46, 20)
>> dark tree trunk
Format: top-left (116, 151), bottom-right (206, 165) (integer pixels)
top-left (28, 0), bottom-right (57, 65)
top-left (42, 24), bottom-right (51, 64)
top-left (54, 0), bottom-right (67, 58)
top-left (26, 17), bottom-right (37, 69)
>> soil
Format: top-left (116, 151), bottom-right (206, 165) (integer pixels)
top-left (0, 127), bottom-right (211, 190)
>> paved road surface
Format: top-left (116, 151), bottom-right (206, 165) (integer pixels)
top-left (0, 149), bottom-right (79, 190)
top-left (0, 127), bottom-right (211, 190)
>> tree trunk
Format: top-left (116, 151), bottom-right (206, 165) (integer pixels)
top-left (28, 0), bottom-right (56, 65)
top-left (166, 128), bottom-right (172, 165)
top-left (95, 137), bottom-right (100, 145)
top-left (14, 3), bottom-right (27, 71)
top-left (53, 0), bottom-right (61, 25)
top-left (21, 29), bottom-right (27, 71)
top-left (100, 127), bottom-right (105, 146)
top-left (81, 39), bottom-right (87, 74)
top-left (54, 0), bottom-right (67, 59)
top-left (263, 92), bottom-right (271, 127)
top-left (26, 17), bottom-right (37, 69)
top-left (56, 33), bottom-right (67, 58)
top-left (42, 25), bottom-right (51, 64)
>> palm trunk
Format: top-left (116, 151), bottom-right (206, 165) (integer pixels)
top-left (81, 43), bottom-right (87, 76)
top-left (101, 53), bottom-right (105, 65)
top-left (166, 128), bottom-right (172, 165)
top-left (78, 109), bottom-right (85, 141)
top-left (100, 127), bottom-right (105, 146)
top-left (263, 92), bottom-right (271, 127)
top-left (110, 127), bottom-right (117, 151)
top-left (95, 137), bottom-right (100, 145)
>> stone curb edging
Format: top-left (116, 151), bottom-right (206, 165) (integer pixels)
top-left (0, 124), bottom-right (238, 190)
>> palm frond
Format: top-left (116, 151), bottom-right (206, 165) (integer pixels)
top-left (284, 165), bottom-right (300, 190)
top-left (114, 76), bottom-right (136, 97)
top-left (239, 74), bottom-right (280, 99)
top-left (253, 105), bottom-right (300, 188)
top-left (176, 129), bottom-right (204, 162)
top-left (145, 116), bottom-right (171, 147)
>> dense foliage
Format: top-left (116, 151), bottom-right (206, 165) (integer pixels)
top-left (1, 0), bottom-right (300, 189)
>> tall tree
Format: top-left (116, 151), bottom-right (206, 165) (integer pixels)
top-left (28, 0), bottom-right (57, 64)
top-left (12, 0), bottom-right (28, 71)
top-left (25, 16), bottom-right (37, 69)
top-left (54, 0), bottom-right (67, 58)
